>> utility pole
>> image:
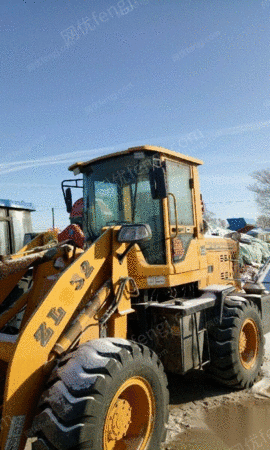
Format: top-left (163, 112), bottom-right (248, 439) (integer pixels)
top-left (52, 207), bottom-right (55, 229)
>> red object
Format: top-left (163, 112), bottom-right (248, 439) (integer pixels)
top-left (58, 224), bottom-right (85, 249)
top-left (70, 198), bottom-right (83, 218)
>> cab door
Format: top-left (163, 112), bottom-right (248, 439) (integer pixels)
top-left (166, 159), bottom-right (199, 272)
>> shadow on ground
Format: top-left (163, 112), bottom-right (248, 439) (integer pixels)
top-left (167, 369), bottom-right (233, 406)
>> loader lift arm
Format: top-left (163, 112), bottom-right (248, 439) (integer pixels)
top-left (0, 228), bottom-right (112, 450)
top-left (0, 223), bottom-right (153, 450)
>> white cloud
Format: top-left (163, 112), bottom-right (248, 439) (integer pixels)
top-left (0, 182), bottom-right (59, 188)
top-left (0, 145), bottom-right (116, 175)
top-left (1, 118), bottom-right (270, 175)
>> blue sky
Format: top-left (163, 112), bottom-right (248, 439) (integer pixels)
top-left (1, 0), bottom-right (270, 231)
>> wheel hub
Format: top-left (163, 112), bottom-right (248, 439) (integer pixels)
top-left (239, 318), bottom-right (259, 369)
top-left (104, 376), bottom-right (155, 450)
top-left (239, 331), bottom-right (247, 354)
top-left (106, 399), bottom-right (132, 441)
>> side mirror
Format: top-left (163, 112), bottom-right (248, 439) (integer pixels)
top-left (118, 224), bottom-right (152, 244)
top-left (64, 188), bottom-right (73, 213)
top-left (149, 164), bottom-right (168, 199)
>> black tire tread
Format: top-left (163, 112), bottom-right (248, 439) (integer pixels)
top-left (208, 299), bottom-right (265, 389)
top-left (30, 338), bottom-right (169, 450)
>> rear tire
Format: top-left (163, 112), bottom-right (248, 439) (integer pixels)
top-left (30, 338), bottom-right (169, 450)
top-left (208, 299), bottom-right (265, 389)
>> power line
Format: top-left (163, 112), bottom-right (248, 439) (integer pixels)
top-left (206, 200), bottom-right (255, 205)
top-left (34, 206), bottom-right (67, 211)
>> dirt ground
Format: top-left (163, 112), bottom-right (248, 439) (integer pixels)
top-left (161, 370), bottom-right (270, 449)
top-left (161, 343), bottom-right (270, 450)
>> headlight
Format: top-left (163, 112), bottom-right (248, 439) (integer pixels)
top-left (118, 224), bottom-right (152, 243)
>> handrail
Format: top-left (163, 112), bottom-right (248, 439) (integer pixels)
top-left (168, 192), bottom-right (179, 239)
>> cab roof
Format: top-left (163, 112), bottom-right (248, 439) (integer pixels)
top-left (68, 145), bottom-right (203, 173)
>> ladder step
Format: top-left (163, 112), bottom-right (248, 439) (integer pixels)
top-left (147, 294), bottom-right (216, 316)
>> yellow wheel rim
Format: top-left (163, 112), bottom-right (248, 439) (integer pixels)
top-left (239, 318), bottom-right (259, 369)
top-left (103, 376), bottom-right (155, 450)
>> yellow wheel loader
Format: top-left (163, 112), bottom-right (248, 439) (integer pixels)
top-left (0, 145), bottom-right (269, 450)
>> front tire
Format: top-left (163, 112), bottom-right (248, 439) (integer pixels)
top-left (208, 299), bottom-right (265, 389)
top-left (30, 338), bottom-right (169, 450)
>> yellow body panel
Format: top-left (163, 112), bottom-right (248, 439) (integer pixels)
top-left (204, 236), bottom-right (239, 287)
top-left (127, 236), bottom-right (237, 290)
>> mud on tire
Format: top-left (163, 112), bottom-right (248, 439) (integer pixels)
top-left (208, 299), bottom-right (265, 389)
top-left (29, 338), bottom-right (169, 450)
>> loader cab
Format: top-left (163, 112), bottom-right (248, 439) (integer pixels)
top-left (69, 146), bottom-right (204, 270)
top-left (82, 151), bottom-right (166, 264)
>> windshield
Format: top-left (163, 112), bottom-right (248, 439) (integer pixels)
top-left (83, 152), bottom-right (166, 264)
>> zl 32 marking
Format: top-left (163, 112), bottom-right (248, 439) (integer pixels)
top-left (34, 307), bottom-right (66, 347)
top-left (70, 260), bottom-right (94, 290)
